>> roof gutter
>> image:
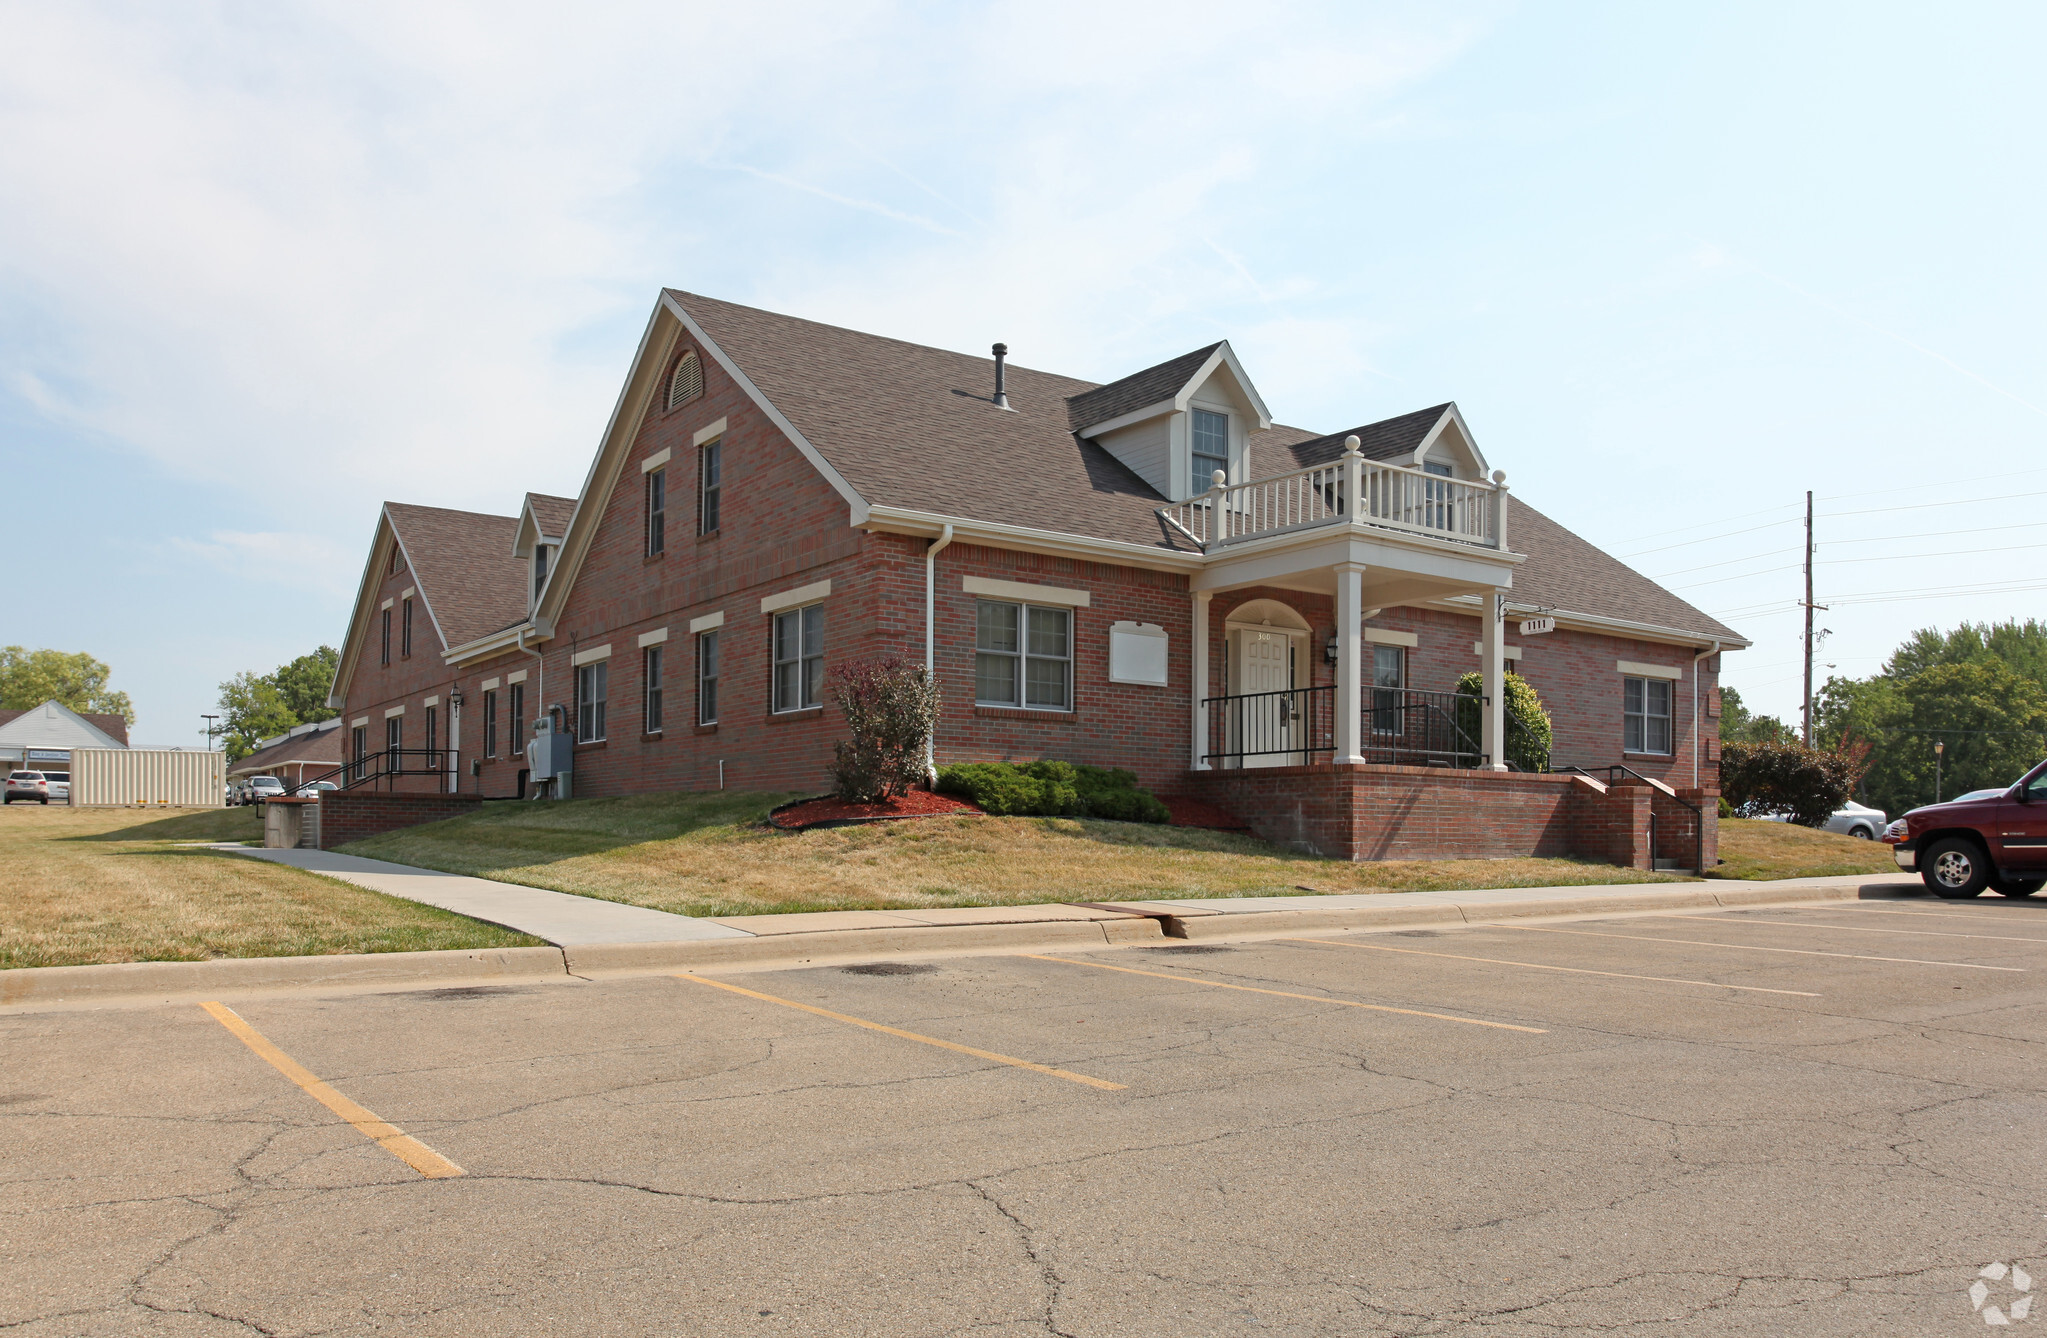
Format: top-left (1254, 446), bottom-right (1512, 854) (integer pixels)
top-left (924, 523), bottom-right (955, 781)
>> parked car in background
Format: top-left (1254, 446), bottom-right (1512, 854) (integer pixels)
top-left (246, 776), bottom-right (286, 803)
top-left (43, 771), bottom-right (70, 802)
top-left (1821, 801), bottom-right (1886, 839)
top-left (5, 771), bottom-right (51, 804)
top-left (1891, 760), bottom-right (2047, 898)
top-left (295, 780), bottom-right (339, 799)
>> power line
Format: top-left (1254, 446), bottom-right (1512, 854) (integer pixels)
top-left (1668, 542), bottom-right (2047, 589)
top-left (1617, 490), bottom-right (2047, 561)
top-left (1710, 577), bottom-right (2047, 616)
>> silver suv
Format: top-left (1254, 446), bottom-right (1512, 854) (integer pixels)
top-left (5, 771), bottom-right (51, 805)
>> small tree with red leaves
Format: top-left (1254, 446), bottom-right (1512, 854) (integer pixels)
top-left (825, 658), bottom-right (941, 802)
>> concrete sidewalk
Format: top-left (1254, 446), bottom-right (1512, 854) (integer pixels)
top-left (233, 846), bottom-right (753, 946)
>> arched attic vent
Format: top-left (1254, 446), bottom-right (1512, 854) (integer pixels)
top-left (667, 350), bottom-right (703, 410)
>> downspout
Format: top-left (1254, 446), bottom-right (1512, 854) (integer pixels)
top-left (517, 626), bottom-right (545, 795)
top-left (924, 524), bottom-right (955, 781)
top-left (1692, 640), bottom-right (1721, 790)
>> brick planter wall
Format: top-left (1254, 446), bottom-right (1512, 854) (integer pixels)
top-left (317, 791), bottom-right (485, 849)
top-left (1181, 763), bottom-right (1678, 869)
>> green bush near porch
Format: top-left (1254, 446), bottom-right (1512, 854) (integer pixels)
top-left (935, 760), bottom-right (1170, 823)
top-left (1454, 669), bottom-right (1554, 772)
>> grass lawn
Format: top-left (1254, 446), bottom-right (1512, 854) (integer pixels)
top-left (1710, 818), bottom-right (1900, 881)
top-left (1, 805), bottom-right (544, 970)
top-left (342, 790), bottom-right (1699, 918)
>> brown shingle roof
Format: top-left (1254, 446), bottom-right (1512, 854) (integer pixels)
top-left (670, 290), bottom-right (1191, 550)
top-left (1284, 404), bottom-right (1454, 469)
top-left (1064, 343), bottom-right (1222, 432)
top-left (526, 492), bottom-right (576, 538)
top-left (669, 291), bottom-right (1741, 643)
top-left (385, 502), bottom-right (530, 648)
top-left (1510, 502), bottom-right (1741, 642)
top-left (229, 722), bottom-right (344, 777)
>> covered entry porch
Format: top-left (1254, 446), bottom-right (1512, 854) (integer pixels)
top-left (1180, 439), bottom-right (1523, 775)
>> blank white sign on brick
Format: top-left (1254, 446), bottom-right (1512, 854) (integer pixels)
top-left (1109, 621), bottom-right (1169, 686)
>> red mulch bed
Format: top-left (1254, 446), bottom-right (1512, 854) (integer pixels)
top-left (1160, 795), bottom-right (1252, 831)
top-left (770, 790), bottom-right (984, 831)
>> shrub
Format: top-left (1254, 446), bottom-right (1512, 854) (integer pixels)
top-left (935, 760), bottom-right (1170, 823)
top-left (1720, 740), bottom-right (1856, 827)
top-left (1452, 670), bottom-right (1555, 772)
top-left (824, 658), bottom-right (940, 803)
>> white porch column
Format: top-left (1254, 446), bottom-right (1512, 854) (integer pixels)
top-left (1479, 588), bottom-right (1508, 770)
top-left (1191, 590), bottom-right (1212, 770)
top-left (1333, 562), bottom-right (1367, 764)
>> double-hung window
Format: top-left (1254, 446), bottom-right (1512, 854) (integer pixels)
top-left (576, 662), bottom-right (608, 742)
top-left (1191, 408), bottom-right (1229, 494)
top-left (424, 704), bottom-right (437, 757)
top-left (771, 605), bottom-right (823, 712)
top-left (699, 439), bottom-right (722, 534)
top-left (401, 598), bottom-right (413, 658)
top-left (380, 609), bottom-right (391, 666)
top-left (386, 716), bottom-right (402, 754)
top-left (483, 689), bottom-right (498, 758)
top-left (645, 468), bottom-right (666, 556)
top-left (351, 726), bottom-right (366, 781)
top-left (642, 646), bottom-right (663, 733)
top-left (533, 544), bottom-right (550, 603)
top-left (698, 631), bottom-right (720, 725)
top-left (1624, 676), bottom-right (1673, 755)
top-left (974, 600), bottom-right (1072, 710)
top-left (508, 683), bottom-right (525, 754)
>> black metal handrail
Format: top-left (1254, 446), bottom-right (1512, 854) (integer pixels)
top-left (1202, 686), bottom-right (1488, 768)
top-left (1551, 763), bottom-right (1704, 874)
top-left (296, 748), bottom-right (457, 793)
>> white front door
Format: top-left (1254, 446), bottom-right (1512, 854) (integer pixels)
top-left (1236, 630), bottom-right (1298, 767)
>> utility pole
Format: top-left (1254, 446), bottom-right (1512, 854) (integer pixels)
top-left (1793, 491), bottom-right (1825, 748)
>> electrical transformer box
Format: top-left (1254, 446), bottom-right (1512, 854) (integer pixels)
top-left (526, 717), bottom-right (574, 781)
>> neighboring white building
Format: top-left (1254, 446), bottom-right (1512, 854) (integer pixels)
top-left (0, 701), bottom-right (128, 772)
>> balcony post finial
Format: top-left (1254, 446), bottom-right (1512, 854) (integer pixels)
top-left (1342, 435), bottom-right (1362, 456)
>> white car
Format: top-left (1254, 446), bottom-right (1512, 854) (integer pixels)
top-left (43, 771), bottom-right (70, 801)
top-left (1821, 801), bottom-right (1887, 840)
top-left (245, 776), bottom-right (286, 803)
top-left (4, 770), bottom-right (51, 804)
top-left (295, 780), bottom-right (339, 799)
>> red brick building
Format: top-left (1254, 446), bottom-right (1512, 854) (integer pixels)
top-left (326, 291), bottom-right (1746, 865)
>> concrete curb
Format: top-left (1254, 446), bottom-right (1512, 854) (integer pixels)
top-left (0, 946), bottom-right (569, 1009)
top-left (0, 880), bottom-right (1885, 1008)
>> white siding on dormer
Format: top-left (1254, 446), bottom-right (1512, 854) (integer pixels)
top-left (1095, 417), bottom-right (1173, 498)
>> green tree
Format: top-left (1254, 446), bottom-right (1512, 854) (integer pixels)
top-left (1719, 685), bottom-right (1795, 745)
top-left (272, 647), bottom-right (341, 722)
top-left (215, 646), bottom-right (341, 762)
top-left (1854, 661), bottom-right (2047, 817)
top-left (0, 647), bottom-right (136, 724)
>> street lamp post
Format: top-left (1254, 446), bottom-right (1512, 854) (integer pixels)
top-left (1934, 740), bottom-right (1945, 804)
top-left (201, 715), bottom-right (220, 749)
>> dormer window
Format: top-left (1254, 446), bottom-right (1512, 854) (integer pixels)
top-left (1191, 408), bottom-right (1229, 493)
top-left (667, 351), bottom-right (703, 410)
top-left (533, 542), bottom-right (551, 603)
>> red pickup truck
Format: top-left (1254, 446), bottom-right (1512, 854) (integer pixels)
top-left (1892, 758), bottom-right (2047, 898)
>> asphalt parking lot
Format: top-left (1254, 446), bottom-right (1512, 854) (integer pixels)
top-left (8, 888), bottom-right (2047, 1336)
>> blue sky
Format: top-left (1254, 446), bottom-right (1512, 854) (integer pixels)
top-left (3, 1), bottom-right (2043, 743)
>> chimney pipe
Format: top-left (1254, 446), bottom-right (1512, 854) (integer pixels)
top-left (992, 342), bottom-right (1012, 411)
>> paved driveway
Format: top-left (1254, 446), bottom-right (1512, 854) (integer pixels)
top-left (8, 893), bottom-right (2047, 1335)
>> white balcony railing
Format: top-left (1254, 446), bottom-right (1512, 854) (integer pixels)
top-left (1158, 442), bottom-right (1508, 551)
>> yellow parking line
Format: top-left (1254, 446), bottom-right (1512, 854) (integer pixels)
top-left (1022, 955), bottom-right (1547, 1033)
top-left (1644, 913), bottom-right (2047, 947)
top-left (676, 975), bottom-right (1124, 1091)
top-left (1279, 937), bottom-right (1820, 996)
top-left (199, 1002), bottom-right (463, 1179)
top-left (1502, 925), bottom-right (2021, 971)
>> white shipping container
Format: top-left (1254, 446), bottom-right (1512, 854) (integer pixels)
top-left (70, 748), bottom-right (226, 808)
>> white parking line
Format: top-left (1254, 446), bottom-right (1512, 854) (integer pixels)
top-left (1643, 914), bottom-right (2047, 947)
top-left (1502, 925), bottom-right (2022, 971)
top-left (1842, 905), bottom-right (2047, 926)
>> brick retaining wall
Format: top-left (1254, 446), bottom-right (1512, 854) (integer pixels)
top-left (1181, 763), bottom-right (1716, 869)
top-left (317, 790), bottom-right (485, 849)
